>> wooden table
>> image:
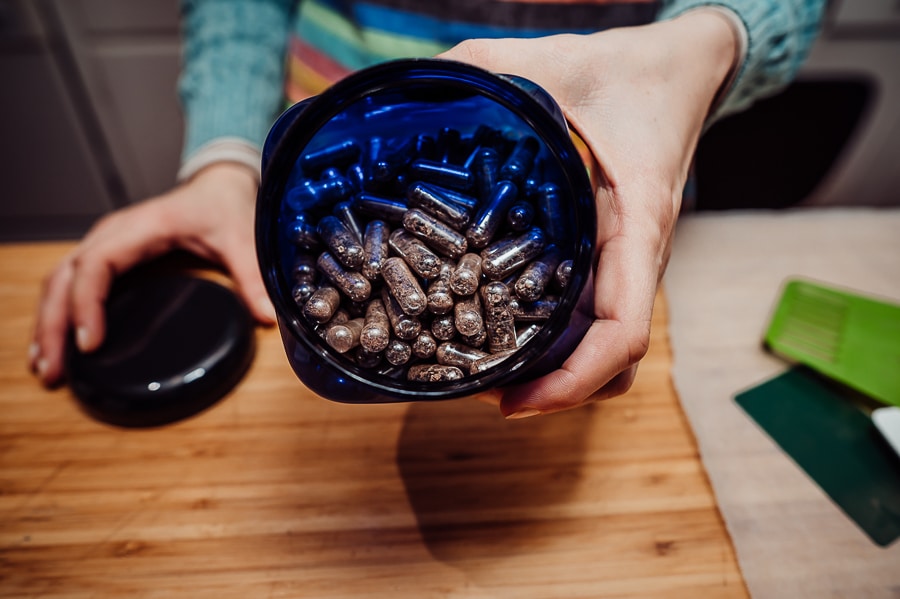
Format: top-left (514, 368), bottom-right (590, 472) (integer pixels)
top-left (0, 242), bottom-right (748, 598)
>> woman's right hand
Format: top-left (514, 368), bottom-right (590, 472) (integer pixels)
top-left (29, 162), bottom-right (276, 386)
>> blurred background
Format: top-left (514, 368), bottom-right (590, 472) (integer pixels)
top-left (1, 0), bottom-right (898, 242)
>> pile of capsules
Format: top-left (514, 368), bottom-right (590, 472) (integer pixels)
top-left (284, 124), bottom-right (575, 383)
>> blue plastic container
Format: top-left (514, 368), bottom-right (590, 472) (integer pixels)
top-left (256, 58), bottom-right (596, 403)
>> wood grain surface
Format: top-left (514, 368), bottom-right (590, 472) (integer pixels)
top-left (0, 242), bottom-right (748, 598)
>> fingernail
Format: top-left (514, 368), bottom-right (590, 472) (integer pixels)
top-left (258, 297), bottom-right (277, 322)
top-left (76, 326), bottom-right (90, 351)
top-left (28, 342), bottom-right (40, 363)
top-left (505, 408), bottom-right (542, 420)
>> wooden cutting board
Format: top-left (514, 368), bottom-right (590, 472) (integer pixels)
top-left (0, 242), bottom-right (747, 598)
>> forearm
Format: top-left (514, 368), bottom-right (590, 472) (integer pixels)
top-left (178, 0), bottom-right (297, 180)
top-left (658, 0), bottom-right (827, 119)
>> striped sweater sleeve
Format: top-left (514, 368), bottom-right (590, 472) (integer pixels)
top-left (178, 0), bottom-right (296, 180)
top-left (658, 0), bottom-right (827, 119)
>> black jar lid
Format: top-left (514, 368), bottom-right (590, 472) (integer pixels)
top-left (66, 265), bottom-right (255, 428)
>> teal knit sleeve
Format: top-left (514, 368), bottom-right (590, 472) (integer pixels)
top-left (658, 0), bottom-right (827, 118)
top-left (178, 0), bottom-right (296, 169)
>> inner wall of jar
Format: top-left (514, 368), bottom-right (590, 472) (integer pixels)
top-left (276, 84), bottom-right (582, 392)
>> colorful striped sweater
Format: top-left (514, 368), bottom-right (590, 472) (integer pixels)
top-left (177, 0), bottom-right (826, 180)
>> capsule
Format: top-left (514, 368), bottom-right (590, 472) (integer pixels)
top-left (499, 136), bottom-right (539, 184)
top-left (431, 185), bottom-right (479, 212)
top-left (286, 177), bottom-right (353, 212)
top-left (354, 347), bottom-right (382, 369)
top-left (555, 259), bottom-right (573, 289)
top-left (317, 215), bottom-right (365, 270)
top-left (516, 323), bottom-right (542, 346)
top-left (372, 136), bottom-right (416, 183)
top-left (507, 201), bottom-right (535, 232)
top-left (407, 182), bottom-right (471, 230)
top-left (435, 127), bottom-right (462, 162)
top-left (291, 281), bottom-right (316, 305)
top-left (333, 201), bottom-right (365, 243)
top-left (286, 215), bottom-right (321, 249)
top-left (514, 245), bottom-right (562, 301)
top-left (414, 133), bottom-right (437, 161)
top-left (449, 253), bottom-right (482, 296)
top-left (317, 252), bottom-right (372, 302)
top-left (388, 229), bottom-right (443, 280)
top-left (325, 317), bottom-right (365, 354)
top-left (361, 219), bottom-right (390, 281)
top-left (353, 193), bottom-right (408, 223)
top-left (300, 139), bottom-right (361, 177)
top-left (536, 182), bottom-right (567, 242)
top-left (473, 147), bottom-right (500, 201)
top-left (303, 285), bottom-right (341, 324)
top-left (345, 163), bottom-right (367, 193)
top-left (466, 180), bottom-right (519, 249)
top-left (510, 296), bottom-right (559, 321)
top-left (291, 254), bottom-right (318, 284)
top-left (480, 227), bottom-right (547, 280)
top-left (426, 262), bottom-right (454, 315)
top-left (409, 159), bottom-right (473, 192)
top-left (470, 349), bottom-right (516, 374)
top-left (460, 328), bottom-right (487, 349)
top-left (407, 363), bottom-right (464, 382)
top-left (482, 281), bottom-right (517, 352)
top-left (381, 256), bottom-right (427, 316)
top-left (360, 298), bottom-right (391, 353)
top-left (402, 208), bottom-right (468, 260)
top-left (436, 342), bottom-right (489, 371)
top-left (412, 330), bottom-right (438, 359)
top-left (454, 292), bottom-right (484, 338)
top-left (431, 313), bottom-right (456, 341)
top-left (381, 287), bottom-right (422, 340)
top-left (316, 308), bottom-right (350, 339)
top-left (384, 338), bottom-right (412, 366)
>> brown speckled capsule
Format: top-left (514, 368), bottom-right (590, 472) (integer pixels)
top-left (506, 200), bottom-right (535, 232)
top-left (362, 219), bottom-right (390, 281)
top-left (317, 252), bottom-right (371, 302)
top-left (480, 227), bottom-right (546, 280)
top-left (385, 338), bottom-right (412, 366)
top-left (427, 262), bottom-right (454, 315)
top-left (402, 208), bottom-right (468, 259)
top-left (536, 182), bottom-right (567, 242)
top-left (449, 253), bottom-right (482, 296)
top-left (470, 349), bottom-right (516, 374)
top-left (514, 245), bottom-right (561, 301)
top-left (510, 296), bottom-right (559, 321)
top-left (334, 201), bottom-right (365, 243)
top-left (431, 313), bottom-right (456, 341)
top-left (436, 341), bottom-right (489, 370)
top-left (360, 298), bottom-right (391, 353)
top-left (388, 229), bottom-right (443, 280)
top-left (466, 180), bottom-right (518, 249)
top-left (325, 317), bottom-right (365, 354)
top-left (461, 329), bottom-right (487, 349)
top-left (381, 256), bottom-right (427, 316)
top-left (412, 330), bottom-right (438, 359)
top-left (381, 287), bottom-right (422, 340)
top-left (481, 281), bottom-right (517, 352)
top-left (454, 292), bottom-right (484, 338)
top-left (316, 308), bottom-right (349, 339)
top-left (407, 182), bottom-right (471, 230)
top-left (555, 259), bottom-right (573, 289)
top-left (317, 215), bottom-right (365, 270)
top-left (303, 285), bottom-right (341, 324)
top-left (407, 363), bottom-right (464, 382)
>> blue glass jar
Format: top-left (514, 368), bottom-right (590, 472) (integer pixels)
top-left (256, 59), bottom-right (596, 404)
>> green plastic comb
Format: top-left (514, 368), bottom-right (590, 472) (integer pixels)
top-left (764, 279), bottom-right (900, 407)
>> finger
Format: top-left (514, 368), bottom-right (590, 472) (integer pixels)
top-left (500, 191), bottom-right (663, 417)
top-left (31, 258), bottom-right (77, 385)
top-left (222, 244), bottom-right (276, 325)
top-left (69, 214), bottom-right (174, 353)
